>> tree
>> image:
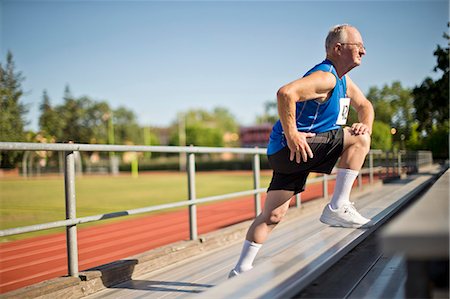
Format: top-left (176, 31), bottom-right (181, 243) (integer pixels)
top-left (361, 87), bottom-right (394, 125)
top-left (357, 82), bottom-right (415, 150)
top-left (38, 85), bottom-right (152, 147)
top-left (113, 106), bottom-right (142, 145)
top-left (169, 107), bottom-right (239, 147)
top-left (42, 86), bottom-right (111, 144)
top-left (0, 51), bottom-right (28, 168)
top-left (256, 100), bottom-right (278, 125)
top-left (370, 121), bottom-right (392, 151)
top-left (413, 38), bottom-right (449, 134)
top-left (422, 123), bottom-right (449, 160)
top-left (212, 107), bottom-right (239, 133)
top-left (39, 90), bottom-right (64, 139)
top-left (412, 26), bottom-right (449, 159)
top-left (40, 88), bottom-right (151, 145)
top-left (185, 124), bottom-right (223, 147)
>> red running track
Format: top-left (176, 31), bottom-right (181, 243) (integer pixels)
top-left (0, 175), bottom-right (377, 294)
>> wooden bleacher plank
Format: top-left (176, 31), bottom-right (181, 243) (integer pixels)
top-left (85, 171), bottom-right (439, 299)
top-left (197, 172), bottom-right (437, 299)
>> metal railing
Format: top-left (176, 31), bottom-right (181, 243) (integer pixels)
top-left (0, 142), bottom-right (402, 278)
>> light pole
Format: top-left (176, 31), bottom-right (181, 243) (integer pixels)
top-left (103, 111), bottom-right (117, 175)
top-left (400, 134), bottom-right (405, 150)
top-left (391, 127), bottom-right (397, 150)
top-left (143, 126), bottom-right (152, 159)
top-left (178, 112), bottom-right (186, 171)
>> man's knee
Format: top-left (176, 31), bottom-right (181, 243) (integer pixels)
top-left (354, 133), bottom-right (371, 153)
top-left (267, 209), bottom-right (287, 225)
top-left (360, 133), bottom-right (371, 150)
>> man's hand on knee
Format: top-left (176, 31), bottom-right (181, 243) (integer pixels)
top-left (350, 123), bottom-right (371, 135)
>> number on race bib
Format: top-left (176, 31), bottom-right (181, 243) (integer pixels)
top-left (336, 97), bottom-right (350, 125)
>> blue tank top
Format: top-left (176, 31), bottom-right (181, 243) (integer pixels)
top-left (267, 59), bottom-right (347, 155)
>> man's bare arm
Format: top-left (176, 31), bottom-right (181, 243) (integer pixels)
top-left (346, 75), bottom-right (374, 135)
top-left (276, 71), bottom-right (336, 162)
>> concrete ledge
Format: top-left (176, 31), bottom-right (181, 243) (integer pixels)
top-left (0, 181), bottom-right (382, 299)
top-left (0, 276), bottom-right (81, 299)
top-left (78, 259), bottom-right (139, 295)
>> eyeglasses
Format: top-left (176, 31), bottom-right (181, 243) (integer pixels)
top-left (340, 43), bottom-right (366, 51)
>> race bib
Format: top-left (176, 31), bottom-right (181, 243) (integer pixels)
top-left (336, 97), bottom-right (350, 125)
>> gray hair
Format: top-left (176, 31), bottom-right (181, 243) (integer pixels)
top-left (325, 24), bottom-right (353, 53)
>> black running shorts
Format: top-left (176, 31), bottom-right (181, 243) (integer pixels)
top-left (267, 128), bottom-right (344, 195)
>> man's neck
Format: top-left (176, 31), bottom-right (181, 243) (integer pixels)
top-left (326, 56), bottom-right (350, 79)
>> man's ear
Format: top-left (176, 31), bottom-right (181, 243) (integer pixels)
top-left (334, 43), bottom-right (342, 55)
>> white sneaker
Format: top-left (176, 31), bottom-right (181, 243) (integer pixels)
top-left (228, 269), bottom-right (239, 279)
top-left (320, 203), bottom-right (371, 228)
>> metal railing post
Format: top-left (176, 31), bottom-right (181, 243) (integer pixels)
top-left (22, 151), bottom-right (29, 178)
top-left (323, 174), bottom-right (328, 199)
top-left (187, 150), bottom-right (197, 240)
top-left (64, 150), bottom-right (79, 277)
top-left (59, 151), bottom-right (64, 175)
top-left (358, 173), bottom-right (363, 189)
top-left (253, 150), bottom-right (262, 216)
top-left (369, 152), bottom-right (374, 184)
top-left (29, 152), bottom-right (34, 177)
top-left (385, 152), bottom-right (389, 177)
top-left (295, 193), bottom-right (302, 208)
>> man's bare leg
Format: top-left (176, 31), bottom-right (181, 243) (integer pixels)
top-left (320, 127), bottom-right (372, 227)
top-left (246, 189), bottom-right (294, 243)
top-left (231, 128), bottom-right (372, 276)
top-left (338, 127), bottom-right (371, 171)
top-left (230, 189), bottom-right (294, 276)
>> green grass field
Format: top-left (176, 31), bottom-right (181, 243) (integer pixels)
top-left (0, 171), bottom-right (272, 241)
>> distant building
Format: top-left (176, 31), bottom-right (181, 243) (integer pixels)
top-left (239, 123), bottom-right (272, 148)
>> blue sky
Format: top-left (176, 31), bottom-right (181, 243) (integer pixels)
top-left (1, 0), bottom-right (448, 131)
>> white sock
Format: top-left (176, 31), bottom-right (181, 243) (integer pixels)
top-left (329, 168), bottom-right (359, 210)
top-left (233, 240), bottom-right (262, 273)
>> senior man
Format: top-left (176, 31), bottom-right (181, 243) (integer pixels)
top-left (229, 24), bottom-right (374, 278)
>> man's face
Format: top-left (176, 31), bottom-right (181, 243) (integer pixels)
top-left (338, 27), bottom-right (366, 68)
